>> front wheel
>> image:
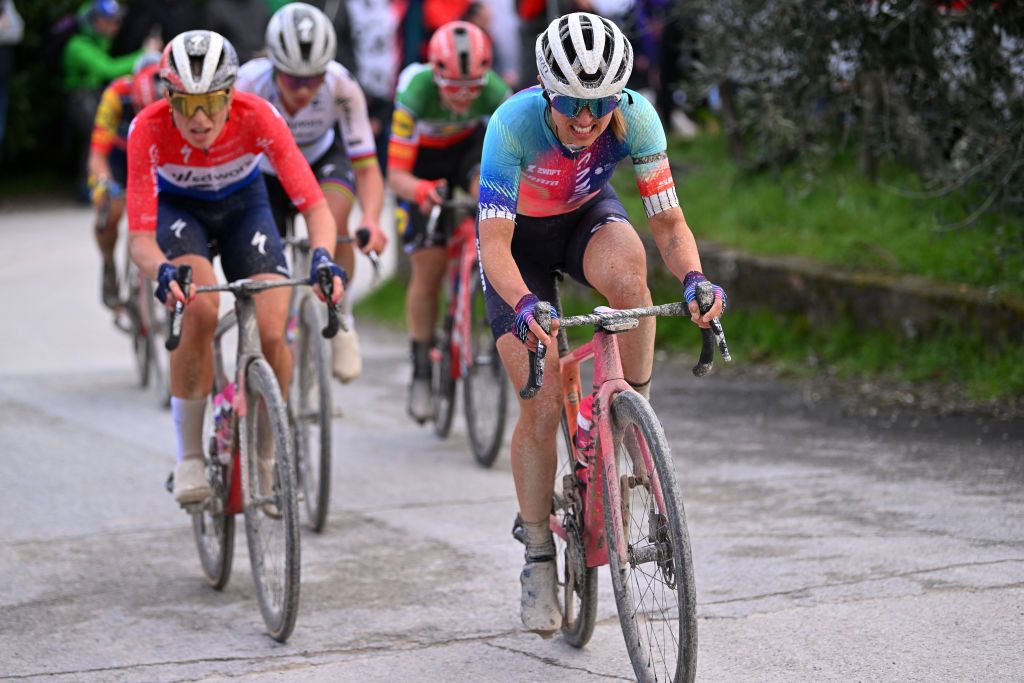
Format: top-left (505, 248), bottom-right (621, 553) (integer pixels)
top-left (292, 296), bottom-right (333, 533)
top-left (604, 391), bottom-right (697, 683)
top-left (462, 266), bottom-right (508, 467)
top-left (191, 395), bottom-right (235, 589)
top-left (143, 279), bottom-right (171, 409)
top-left (241, 357), bottom-right (301, 642)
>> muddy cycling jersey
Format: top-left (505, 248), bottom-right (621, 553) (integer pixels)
top-left (125, 91), bottom-right (323, 233)
top-left (387, 62), bottom-right (509, 172)
top-left (90, 75), bottom-right (135, 156)
top-left (478, 86), bottom-right (678, 219)
top-left (235, 58), bottom-right (378, 175)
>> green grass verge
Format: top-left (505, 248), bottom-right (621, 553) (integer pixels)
top-left (620, 133), bottom-right (1022, 295)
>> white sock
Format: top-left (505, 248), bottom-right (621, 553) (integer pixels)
top-left (171, 397), bottom-right (205, 463)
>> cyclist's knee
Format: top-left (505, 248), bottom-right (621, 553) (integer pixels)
top-left (184, 295), bottom-right (219, 334)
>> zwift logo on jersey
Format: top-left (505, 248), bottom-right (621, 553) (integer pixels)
top-left (159, 154), bottom-right (259, 191)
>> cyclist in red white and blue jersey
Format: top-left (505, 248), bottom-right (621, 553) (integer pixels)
top-left (476, 12), bottom-right (727, 637)
top-left (126, 30), bottom-right (346, 506)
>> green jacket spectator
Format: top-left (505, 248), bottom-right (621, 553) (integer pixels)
top-left (62, 2), bottom-right (140, 91)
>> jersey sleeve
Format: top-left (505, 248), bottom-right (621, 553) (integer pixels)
top-left (252, 98), bottom-right (325, 211)
top-left (478, 106), bottom-right (523, 222)
top-left (90, 82), bottom-right (123, 155)
top-left (387, 68), bottom-right (429, 173)
top-left (624, 92), bottom-right (679, 217)
top-left (330, 65), bottom-right (378, 168)
top-left (125, 115), bottom-right (159, 233)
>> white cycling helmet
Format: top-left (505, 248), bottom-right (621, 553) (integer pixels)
top-left (265, 2), bottom-right (337, 76)
top-left (160, 30), bottom-right (238, 94)
top-left (535, 12), bottom-right (633, 99)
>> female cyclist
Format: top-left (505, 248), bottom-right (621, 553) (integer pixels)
top-left (386, 19), bottom-right (510, 422)
top-left (87, 55), bottom-right (163, 309)
top-left (126, 30), bottom-right (346, 505)
top-left (476, 13), bottom-right (727, 635)
top-left (236, 1), bottom-right (388, 383)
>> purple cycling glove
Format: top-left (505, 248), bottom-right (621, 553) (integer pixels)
top-left (514, 293), bottom-right (558, 344)
top-left (683, 270), bottom-right (728, 313)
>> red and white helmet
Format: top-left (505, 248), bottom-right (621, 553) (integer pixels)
top-left (160, 30), bottom-right (239, 94)
top-left (428, 21), bottom-right (492, 82)
top-left (131, 63), bottom-right (164, 111)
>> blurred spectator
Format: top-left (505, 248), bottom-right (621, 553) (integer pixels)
top-left (0, 0), bottom-right (23, 163)
top-left (349, 0), bottom-right (402, 171)
top-left (63, 0), bottom-right (160, 194)
top-left (468, 0), bottom-right (520, 89)
top-left (205, 0), bottom-right (270, 63)
top-left (111, 0), bottom-right (204, 55)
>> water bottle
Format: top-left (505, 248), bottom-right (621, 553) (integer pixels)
top-left (575, 393), bottom-right (595, 454)
top-left (212, 382), bottom-right (236, 464)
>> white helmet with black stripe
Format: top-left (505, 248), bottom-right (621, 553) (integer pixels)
top-left (535, 12), bottom-right (633, 99)
top-left (160, 30), bottom-right (239, 94)
top-left (265, 2), bottom-right (337, 76)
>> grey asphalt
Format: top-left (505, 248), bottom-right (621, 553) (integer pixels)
top-left (1, 205), bottom-right (1022, 682)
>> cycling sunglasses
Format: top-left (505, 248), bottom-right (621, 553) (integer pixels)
top-left (276, 71), bottom-right (327, 91)
top-left (168, 89), bottom-right (232, 118)
top-left (434, 74), bottom-right (487, 96)
top-left (546, 91), bottom-right (621, 118)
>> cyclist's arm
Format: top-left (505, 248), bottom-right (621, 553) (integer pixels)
top-left (88, 83), bottom-right (122, 200)
top-left (64, 37), bottom-right (141, 83)
top-left (385, 104), bottom-right (431, 204)
top-left (478, 216), bottom-right (558, 344)
top-left (332, 66), bottom-right (386, 248)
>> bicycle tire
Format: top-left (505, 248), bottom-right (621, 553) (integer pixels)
top-left (604, 390), bottom-right (697, 683)
top-left (191, 396), bottom-right (235, 589)
top-left (432, 316), bottom-right (457, 438)
top-left (293, 295), bottom-right (333, 533)
top-left (241, 357), bottom-right (301, 642)
top-left (462, 267), bottom-right (508, 467)
top-left (553, 410), bottom-right (598, 647)
top-left (122, 256), bottom-right (150, 388)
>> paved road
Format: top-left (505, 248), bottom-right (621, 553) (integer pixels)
top-left (1, 205), bottom-right (1022, 682)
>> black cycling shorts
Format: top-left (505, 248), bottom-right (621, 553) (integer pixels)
top-left (264, 139), bottom-right (356, 237)
top-left (156, 177), bottom-right (290, 282)
top-left (399, 125), bottom-right (485, 253)
top-left (481, 185), bottom-right (631, 340)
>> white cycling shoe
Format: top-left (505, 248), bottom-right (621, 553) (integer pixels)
top-left (520, 558), bottom-right (562, 637)
top-left (174, 457), bottom-right (210, 505)
top-left (331, 325), bottom-right (362, 383)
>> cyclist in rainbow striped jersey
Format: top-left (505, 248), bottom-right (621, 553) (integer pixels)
top-left (236, 2), bottom-right (387, 383)
top-left (476, 12), bottom-right (727, 636)
top-left (386, 20), bottom-right (510, 422)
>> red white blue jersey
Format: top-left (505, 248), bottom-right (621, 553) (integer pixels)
top-left (126, 91), bottom-right (324, 233)
top-left (236, 58), bottom-right (378, 175)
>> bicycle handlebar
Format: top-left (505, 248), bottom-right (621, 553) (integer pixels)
top-left (519, 301), bottom-right (554, 400)
top-left (518, 291), bottom-right (732, 397)
top-left (165, 264), bottom-right (192, 351)
top-left (283, 229), bottom-right (381, 277)
top-left (178, 276), bottom-right (345, 344)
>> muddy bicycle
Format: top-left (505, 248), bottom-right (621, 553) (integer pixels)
top-left (515, 278), bottom-right (730, 682)
top-left (168, 265), bottom-right (342, 642)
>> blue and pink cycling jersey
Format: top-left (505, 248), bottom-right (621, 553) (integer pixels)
top-left (478, 86), bottom-right (678, 221)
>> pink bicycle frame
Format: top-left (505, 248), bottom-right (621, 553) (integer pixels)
top-left (551, 328), bottom-right (671, 569)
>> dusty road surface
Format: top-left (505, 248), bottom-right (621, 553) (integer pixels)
top-left (2, 205), bottom-right (1022, 682)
